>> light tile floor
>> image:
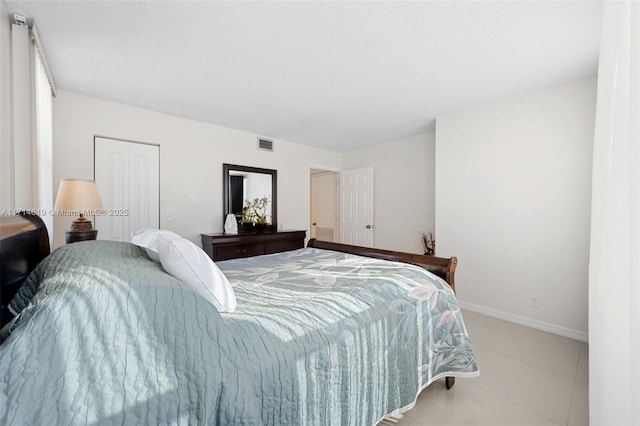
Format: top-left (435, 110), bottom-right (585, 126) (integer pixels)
top-left (381, 310), bottom-right (589, 426)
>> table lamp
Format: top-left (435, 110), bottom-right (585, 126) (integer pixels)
top-left (54, 179), bottom-right (104, 244)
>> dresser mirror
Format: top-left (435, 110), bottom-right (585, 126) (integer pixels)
top-left (223, 163), bottom-right (278, 228)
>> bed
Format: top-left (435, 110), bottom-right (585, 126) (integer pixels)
top-left (0, 216), bottom-right (478, 425)
top-left (0, 212), bottom-right (50, 328)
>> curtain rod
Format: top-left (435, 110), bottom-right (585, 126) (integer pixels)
top-left (30, 24), bottom-right (57, 97)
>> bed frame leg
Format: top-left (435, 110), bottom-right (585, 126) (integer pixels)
top-left (445, 377), bottom-right (455, 389)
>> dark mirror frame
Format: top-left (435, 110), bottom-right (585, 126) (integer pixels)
top-left (223, 163), bottom-right (278, 228)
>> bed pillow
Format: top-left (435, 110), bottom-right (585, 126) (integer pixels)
top-left (131, 228), bottom-right (181, 262)
top-left (157, 234), bottom-right (236, 313)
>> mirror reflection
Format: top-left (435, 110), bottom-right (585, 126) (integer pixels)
top-left (229, 171), bottom-right (273, 221)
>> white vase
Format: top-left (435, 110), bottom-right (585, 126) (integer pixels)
top-left (224, 214), bottom-right (238, 235)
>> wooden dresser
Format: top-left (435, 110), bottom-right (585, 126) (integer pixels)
top-left (201, 230), bottom-right (306, 261)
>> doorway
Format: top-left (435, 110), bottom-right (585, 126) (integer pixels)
top-left (310, 168), bottom-right (338, 242)
top-left (310, 166), bottom-right (375, 247)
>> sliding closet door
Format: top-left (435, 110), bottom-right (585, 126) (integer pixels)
top-left (94, 137), bottom-right (159, 242)
top-left (128, 142), bottom-right (160, 234)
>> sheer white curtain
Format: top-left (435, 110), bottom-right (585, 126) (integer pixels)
top-left (34, 45), bottom-right (53, 246)
top-left (589, 1), bottom-right (640, 424)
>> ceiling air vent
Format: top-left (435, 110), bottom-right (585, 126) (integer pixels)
top-left (257, 138), bottom-right (274, 152)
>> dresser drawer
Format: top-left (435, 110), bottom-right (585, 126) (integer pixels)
top-left (214, 243), bottom-right (265, 261)
top-left (265, 240), bottom-right (304, 255)
top-left (202, 230), bottom-right (306, 261)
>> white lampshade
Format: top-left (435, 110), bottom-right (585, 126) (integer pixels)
top-left (54, 179), bottom-right (104, 213)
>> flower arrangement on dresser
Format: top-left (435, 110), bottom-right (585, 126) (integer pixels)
top-left (240, 196), bottom-right (271, 226)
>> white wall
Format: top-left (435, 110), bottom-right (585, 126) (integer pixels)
top-left (53, 90), bottom-right (342, 248)
top-left (436, 78), bottom-right (596, 340)
top-left (589, 2), bottom-right (640, 422)
top-left (343, 132), bottom-right (435, 254)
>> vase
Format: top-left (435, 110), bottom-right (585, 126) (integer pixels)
top-left (255, 223), bottom-right (267, 233)
top-left (238, 222), bottom-right (256, 234)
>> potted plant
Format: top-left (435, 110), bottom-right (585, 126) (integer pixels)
top-left (240, 196), bottom-right (271, 233)
top-left (238, 207), bottom-right (255, 233)
top-left (421, 232), bottom-right (436, 255)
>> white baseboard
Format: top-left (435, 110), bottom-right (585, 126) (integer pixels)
top-left (458, 301), bottom-right (588, 343)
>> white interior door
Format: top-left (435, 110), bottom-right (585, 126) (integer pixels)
top-left (340, 167), bottom-right (373, 247)
top-left (310, 171), bottom-right (337, 242)
top-left (94, 137), bottom-right (159, 242)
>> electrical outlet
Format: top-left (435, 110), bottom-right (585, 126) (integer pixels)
top-left (530, 295), bottom-right (540, 309)
top-left (166, 211), bottom-right (174, 221)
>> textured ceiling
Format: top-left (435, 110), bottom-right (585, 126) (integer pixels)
top-left (4, 1), bottom-right (602, 153)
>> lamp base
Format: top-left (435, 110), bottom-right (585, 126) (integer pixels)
top-left (70, 216), bottom-right (94, 232)
top-left (65, 229), bottom-right (98, 244)
top-left (65, 215), bottom-right (98, 244)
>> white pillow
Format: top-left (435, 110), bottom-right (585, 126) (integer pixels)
top-left (157, 234), bottom-right (236, 313)
top-left (131, 228), bottom-right (181, 262)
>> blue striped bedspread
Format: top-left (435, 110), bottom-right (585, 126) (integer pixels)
top-left (218, 247), bottom-right (478, 424)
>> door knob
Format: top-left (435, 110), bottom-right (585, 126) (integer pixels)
top-left (366, 224), bottom-right (372, 229)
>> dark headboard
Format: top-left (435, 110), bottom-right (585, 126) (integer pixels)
top-left (0, 212), bottom-right (50, 327)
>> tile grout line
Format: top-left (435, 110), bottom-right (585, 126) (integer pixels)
top-left (567, 344), bottom-right (589, 425)
top-left (571, 344), bottom-right (584, 380)
top-left (470, 341), bottom-right (581, 382)
top-left (462, 345), bottom-right (574, 425)
top-left (459, 374), bottom-right (564, 426)
top-left (565, 379), bottom-right (579, 426)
